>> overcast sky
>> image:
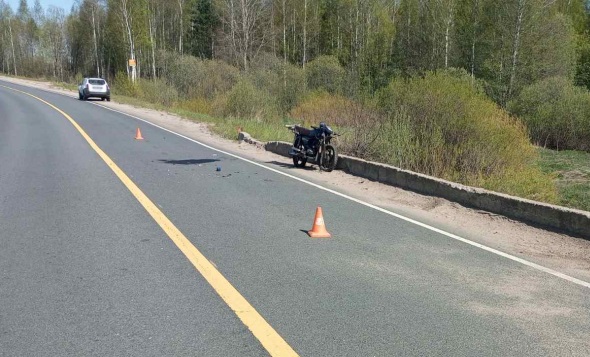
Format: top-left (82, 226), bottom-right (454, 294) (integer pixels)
top-left (5, 0), bottom-right (75, 13)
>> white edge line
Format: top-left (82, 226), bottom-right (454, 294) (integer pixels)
top-left (3, 79), bottom-right (589, 289)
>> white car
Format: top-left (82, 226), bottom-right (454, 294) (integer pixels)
top-left (78, 77), bottom-right (110, 101)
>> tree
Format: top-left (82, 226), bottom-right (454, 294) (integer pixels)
top-left (79, 0), bottom-right (105, 77)
top-left (455, 0), bottom-right (485, 78)
top-left (477, 0), bottom-right (577, 105)
top-left (187, 0), bottom-right (217, 59)
top-left (0, 1), bottom-right (18, 75)
top-left (44, 6), bottom-right (66, 79)
top-left (219, 0), bottom-right (269, 70)
top-left (108, 0), bottom-right (147, 81)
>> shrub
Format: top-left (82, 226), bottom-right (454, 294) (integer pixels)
top-left (306, 55), bottom-right (345, 94)
top-left (223, 78), bottom-right (278, 120)
top-left (278, 64), bottom-right (306, 113)
top-left (159, 52), bottom-right (240, 100)
top-left (290, 91), bottom-right (385, 157)
top-left (137, 78), bottom-right (178, 107)
top-left (74, 73), bottom-right (84, 86)
top-left (249, 51), bottom-right (284, 72)
top-left (177, 97), bottom-right (213, 115)
top-left (508, 76), bottom-right (590, 151)
top-left (376, 70), bottom-right (556, 199)
top-left (112, 71), bottom-right (140, 96)
top-left (249, 63), bottom-right (306, 114)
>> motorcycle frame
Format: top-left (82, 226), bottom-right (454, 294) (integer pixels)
top-left (292, 132), bottom-right (329, 164)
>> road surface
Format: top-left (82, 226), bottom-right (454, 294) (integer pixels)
top-left (1, 80), bottom-right (589, 356)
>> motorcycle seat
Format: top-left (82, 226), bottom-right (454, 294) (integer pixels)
top-left (294, 126), bottom-right (312, 136)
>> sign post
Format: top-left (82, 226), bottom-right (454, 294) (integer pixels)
top-left (128, 59), bottom-right (136, 83)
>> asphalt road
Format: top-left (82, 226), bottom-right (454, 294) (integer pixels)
top-left (1, 80), bottom-right (589, 356)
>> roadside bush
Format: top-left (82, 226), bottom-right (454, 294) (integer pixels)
top-left (222, 78), bottom-right (278, 120)
top-left (250, 52), bottom-right (284, 72)
top-left (508, 76), bottom-right (590, 151)
top-left (306, 55), bottom-right (345, 94)
top-left (249, 63), bottom-right (306, 113)
top-left (197, 60), bottom-right (241, 99)
top-left (159, 52), bottom-right (240, 100)
top-left (112, 71), bottom-right (140, 97)
top-left (279, 64), bottom-right (307, 112)
top-left (74, 73), bottom-right (84, 86)
top-left (137, 78), bottom-right (178, 107)
top-left (177, 97), bottom-right (213, 115)
top-left (290, 91), bottom-right (351, 124)
top-left (376, 70), bottom-right (556, 199)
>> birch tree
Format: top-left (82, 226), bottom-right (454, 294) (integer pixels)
top-left (220, 0), bottom-right (269, 70)
top-left (9, 16), bottom-right (17, 75)
top-left (44, 6), bottom-right (66, 79)
top-left (80, 0), bottom-right (104, 77)
top-left (110, 0), bottom-right (146, 81)
top-left (177, 0), bottom-right (184, 54)
top-left (0, 1), bottom-right (18, 75)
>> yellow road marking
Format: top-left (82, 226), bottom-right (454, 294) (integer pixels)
top-left (2, 85), bottom-right (299, 357)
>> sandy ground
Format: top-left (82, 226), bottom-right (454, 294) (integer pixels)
top-left (3, 76), bottom-right (590, 284)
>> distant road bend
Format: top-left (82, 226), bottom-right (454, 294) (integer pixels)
top-left (1, 80), bottom-right (589, 356)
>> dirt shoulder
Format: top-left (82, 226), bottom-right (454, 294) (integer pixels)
top-left (3, 75), bottom-right (590, 283)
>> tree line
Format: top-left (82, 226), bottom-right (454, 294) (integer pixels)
top-left (0, 0), bottom-right (589, 107)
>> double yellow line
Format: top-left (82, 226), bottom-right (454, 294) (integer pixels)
top-left (2, 85), bottom-right (298, 357)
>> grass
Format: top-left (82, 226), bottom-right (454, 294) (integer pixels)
top-left (110, 93), bottom-right (292, 143)
top-left (537, 148), bottom-right (590, 211)
top-left (53, 82), bottom-right (77, 91)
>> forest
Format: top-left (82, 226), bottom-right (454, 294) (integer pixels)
top-left (1, 0), bottom-right (590, 208)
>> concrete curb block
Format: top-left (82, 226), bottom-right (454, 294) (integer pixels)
top-left (262, 139), bottom-right (590, 239)
top-left (264, 141), bottom-right (292, 157)
top-left (238, 131), bottom-right (264, 148)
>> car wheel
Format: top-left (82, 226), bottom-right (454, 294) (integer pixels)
top-left (101, 97), bottom-right (105, 101)
top-left (106, 97), bottom-right (111, 102)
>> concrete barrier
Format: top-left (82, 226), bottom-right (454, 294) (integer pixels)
top-left (264, 141), bottom-right (292, 157)
top-left (263, 139), bottom-right (590, 239)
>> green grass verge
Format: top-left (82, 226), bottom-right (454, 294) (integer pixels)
top-left (110, 93), bottom-right (292, 143)
top-left (53, 82), bottom-right (78, 91)
top-left (537, 148), bottom-right (590, 211)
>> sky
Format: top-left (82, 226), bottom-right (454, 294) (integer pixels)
top-left (5, 0), bottom-right (75, 13)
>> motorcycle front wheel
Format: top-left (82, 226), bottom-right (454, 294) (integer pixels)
top-left (319, 145), bottom-right (338, 172)
top-left (293, 156), bottom-right (308, 168)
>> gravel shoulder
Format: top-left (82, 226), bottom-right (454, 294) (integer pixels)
top-left (3, 75), bottom-right (590, 284)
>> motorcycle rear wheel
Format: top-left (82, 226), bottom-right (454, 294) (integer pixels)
top-left (293, 156), bottom-right (308, 168)
top-left (319, 145), bottom-right (338, 172)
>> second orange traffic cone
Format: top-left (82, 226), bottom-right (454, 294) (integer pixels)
top-left (135, 127), bottom-right (144, 140)
top-left (308, 207), bottom-right (331, 238)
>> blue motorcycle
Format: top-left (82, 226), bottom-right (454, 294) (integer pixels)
top-left (286, 122), bottom-right (339, 172)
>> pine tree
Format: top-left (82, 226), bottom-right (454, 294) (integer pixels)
top-left (187, 0), bottom-right (217, 59)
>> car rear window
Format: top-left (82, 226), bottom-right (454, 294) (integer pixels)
top-left (89, 79), bottom-right (106, 85)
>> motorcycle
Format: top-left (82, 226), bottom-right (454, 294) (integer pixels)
top-left (286, 122), bottom-right (339, 172)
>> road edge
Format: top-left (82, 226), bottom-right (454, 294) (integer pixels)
top-left (263, 140), bottom-right (590, 240)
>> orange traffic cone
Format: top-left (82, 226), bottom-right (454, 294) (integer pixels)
top-left (135, 127), bottom-right (144, 140)
top-left (308, 207), bottom-right (331, 238)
